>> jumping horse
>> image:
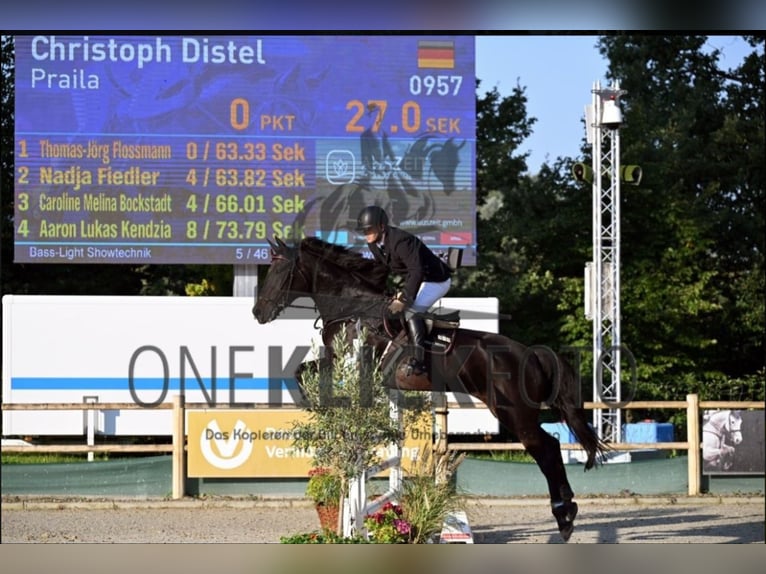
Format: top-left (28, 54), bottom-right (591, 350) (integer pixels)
top-left (253, 236), bottom-right (608, 541)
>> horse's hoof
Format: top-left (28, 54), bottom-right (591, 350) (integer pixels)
top-left (565, 501), bottom-right (578, 523)
top-left (552, 501), bottom-right (578, 542)
top-left (559, 522), bottom-right (574, 542)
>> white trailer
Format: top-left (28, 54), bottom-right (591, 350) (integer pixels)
top-left (2, 295), bottom-right (499, 437)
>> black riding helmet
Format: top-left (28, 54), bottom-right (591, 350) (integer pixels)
top-left (356, 205), bottom-right (389, 230)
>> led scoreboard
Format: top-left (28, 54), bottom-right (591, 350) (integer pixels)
top-left (14, 35), bottom-right (476, 264)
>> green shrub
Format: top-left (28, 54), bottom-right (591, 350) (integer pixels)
top-left (305, 466), bottom-right (343, 506)
top-left (280, 531), bottom-right (370, 544)
top-left (400, 447), bottom-right (465, 544)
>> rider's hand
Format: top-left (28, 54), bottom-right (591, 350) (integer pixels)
top-left (388, 298), bottom-right (406, 314)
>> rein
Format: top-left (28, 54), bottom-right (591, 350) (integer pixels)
top-left (703, 428), bottom-right (725, 441)
top-left (259, 252), bottom-right (316, 312)
top-left (266, 249), bottom-right (393, 336)
top-left (703, 413), bottom-right (740, 441)
top-left (321, 297), bottom-right (392, 339)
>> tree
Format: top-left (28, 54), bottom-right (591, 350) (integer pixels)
top-left (457, 81), bottom-right (591, 348)
top-left (289, 326), bottom-right (432, 538)
top-left (595, 34), bottom-right (765, 400)
top-left (290, 327), bottom-right (412, 483)
top-left (460, 35), bottom-right (763, 406)
top-left (453, 81), bottom-right (543, 340)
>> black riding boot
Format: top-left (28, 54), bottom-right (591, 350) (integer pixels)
top-left (405, 316), bottom-right (428, 376)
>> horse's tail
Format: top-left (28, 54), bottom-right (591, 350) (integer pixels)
top-left (539, 349), bottom-right (610, 470)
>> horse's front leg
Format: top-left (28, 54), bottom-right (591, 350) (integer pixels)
top-left (720, 443), bottom-right (736, 470)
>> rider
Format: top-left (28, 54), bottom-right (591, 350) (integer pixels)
top-left (356, 205), bottom-right (452, 376)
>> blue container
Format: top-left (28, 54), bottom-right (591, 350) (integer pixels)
top-left (623, 422), bottom-right (674, 443)
top-left (541, 422), bottom-right (576, 443)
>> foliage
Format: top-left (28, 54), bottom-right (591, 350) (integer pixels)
top-left (288, 326), bottom-right (454, 543)
top-left (137, 264), bottom-right (232, 296)
top-left (467, 450), bottom-right (536, 463)
top-left (289, 326), bottom-right (428, 484)
top-left (457, 84), bottom-right (590, 347)
top-left (283, 326), bottom-right (436, 543)
top-left (456, 35), bottom-right (764, 411)
top-left (364, 502), bottom-right (412, 543)
top-left (279, 531), bottom-right (370, 544)
top-left (305, 466), bottom-right (342, 506)
top-left (361, 444), bottom-right (467, 544)
top-left (474, 80), bottom-right (535, 204)
top-left (592, 35), bottom-right (765, 400)
top-left (399, 446), bottom-right (465, 544)
top-left (184, 278), bottom-right (216, 296)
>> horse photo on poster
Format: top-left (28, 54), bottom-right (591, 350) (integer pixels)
top-left (702, 409), bottom-right (765, 475)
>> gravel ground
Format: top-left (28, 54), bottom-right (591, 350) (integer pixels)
top-left (2, 495), bottom-right (763, 543)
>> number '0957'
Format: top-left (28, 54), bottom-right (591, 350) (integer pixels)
top-left (409, 75), bottom-right (463, 96)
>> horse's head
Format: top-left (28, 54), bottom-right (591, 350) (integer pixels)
top-left (254, 234), bottom-right (391, 329)
top-left (253, 237), bottom-right (305, 324)
top-left (726, 410), bottom-right (744, 446)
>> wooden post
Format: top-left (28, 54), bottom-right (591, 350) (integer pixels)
top-left (686, 393), bottom-right (701, 496)
top-left (172, 395), bottom-right (186, 499)
top-left (434, 392), bottom-right (448, 484)
top-left (84, 396), bottom-right (98, 462)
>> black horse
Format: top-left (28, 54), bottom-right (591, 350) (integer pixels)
top-left (253, 236), bottom-right (607, 541)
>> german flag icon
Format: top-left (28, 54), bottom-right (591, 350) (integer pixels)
top-left (417, 40), bottom-right (455, 69)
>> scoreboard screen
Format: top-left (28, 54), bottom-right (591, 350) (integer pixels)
top-left (14, 35), bottom-right (476, 264)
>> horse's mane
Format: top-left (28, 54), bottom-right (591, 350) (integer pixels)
top-left (299, 237), bottom-right (389, 294)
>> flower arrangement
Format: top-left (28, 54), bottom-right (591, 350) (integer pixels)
top-left (306, 466), bottom-right (342, 506)
top-left (363, 502), bottom-right (412, 544)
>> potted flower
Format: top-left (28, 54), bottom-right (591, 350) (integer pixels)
top-left (363, 502), bottom-right (412, 543)
top-left (306, 467), bottom-right (343, 532)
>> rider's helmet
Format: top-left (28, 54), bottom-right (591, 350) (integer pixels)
top-left (356, 205), bottom-right (389, 231)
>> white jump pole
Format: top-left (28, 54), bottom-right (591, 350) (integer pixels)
top-left (342, 388), bottom-right (403, 537)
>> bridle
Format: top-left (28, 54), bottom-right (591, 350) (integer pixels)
top-left (262, 243), bottom-right (398, 339)
top-left (703, 411), bottom-right (741, 442)
top-left (260, 250), bottom-right (316, 314)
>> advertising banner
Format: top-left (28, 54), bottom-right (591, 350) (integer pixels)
top-left (187, 409), bottom-right (432, 478)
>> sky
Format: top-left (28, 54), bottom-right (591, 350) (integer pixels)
top-left (475, 35), bottom-right (758, 174)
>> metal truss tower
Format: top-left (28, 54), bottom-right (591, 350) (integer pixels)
top-left (584, 80), bottom-right (626, 444)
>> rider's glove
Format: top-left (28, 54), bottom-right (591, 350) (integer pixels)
top-left (388, 298), bottom-right (406, 314)
top-left (388, 292), bottom-right (407, 314)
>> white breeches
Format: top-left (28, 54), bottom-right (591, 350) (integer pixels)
top-left (411, 278), bottom-right (451, 313)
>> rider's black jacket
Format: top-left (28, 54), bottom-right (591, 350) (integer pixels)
top-left (367, 226), bottom-right (451, 302)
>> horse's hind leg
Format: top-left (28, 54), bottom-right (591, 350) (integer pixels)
top-left (518, 425), bottom-right (578, 542)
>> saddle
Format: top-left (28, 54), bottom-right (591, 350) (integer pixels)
top-left (422, 309), bottom-right (460, 353)
top-left (378, 309), bottom-right (461, 382)
top-left (424, 309), bottom-right (461, 329)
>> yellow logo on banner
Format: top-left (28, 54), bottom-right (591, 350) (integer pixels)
top-left (187, 409), bottom-right (434, 478)
top-left (187, 410), bottom-right (312, 477)
top-left (199, 419), bottom-right (254, 470)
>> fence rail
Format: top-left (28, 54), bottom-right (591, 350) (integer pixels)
top-left (2, 394), bottom-right (763, 497)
